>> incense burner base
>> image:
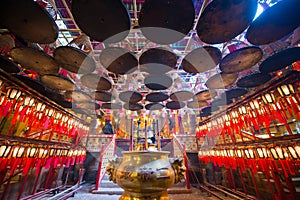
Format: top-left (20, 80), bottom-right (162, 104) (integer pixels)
top-left (106, 151), bottom-right (185, 200)
top-left (119, 190), bottom-right (170, 200)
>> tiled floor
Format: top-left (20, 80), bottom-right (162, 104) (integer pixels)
top-left (67, 184), bottom-right (220, 200)
top-left (68, 190), bottom-right (219, 200)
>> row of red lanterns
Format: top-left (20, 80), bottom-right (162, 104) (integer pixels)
top-left (0, 79), bottom-right (89, 140)
top-left (198, 144), bottom-right (300, 175)
top-left (196, 82), bottom-right (300, 141)
top-left (0, 142), bottom-right (86, 176)
top-left (199, 145), bottom-right (300, 160)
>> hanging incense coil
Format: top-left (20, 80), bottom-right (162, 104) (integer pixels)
top-left (139, 48), bottom-right (177, 74)
top-left (219, 46), bottom-right (263, 73)
top-left (170, 90), bottom-right (194, 102)
top-left (182, 46), bottom-right (221, 74)
top-left (80, 73), bottom-right (112, 91)
top-left (236, 73), bottom-right (272, 88)
top-left (10, 47), bottom-right (59, 75)
top-left (145, 92), bottom-right (169, 103)
top-left (54, 46), bottom-right (96, 74)
top-left (119, 91), bottom-right (142, 103)
top-left (0, 0), bottom-right (58, 44)
top-left (205, 73), bottom-right (238, 89)
top-left (99, 47), bottom-right (138, 75)
top-left (72, 0), bottom-right (131, 43)
top-left (246, 0), bottom-right (300, 45)
top-left (40, 74), bottom-right (76, 91)
top-left (139, 0), bottom-right (195, 44)
top-left (196, 0), bottom-right (257, 44)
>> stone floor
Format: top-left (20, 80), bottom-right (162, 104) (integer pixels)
top-left (67, 183), bottom-right (220, 200)
top-left (68, 190), bottom-right (219, 200)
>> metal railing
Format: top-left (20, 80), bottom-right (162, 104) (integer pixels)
top-left (173, 134), bottom-right (191, 189)
top-left (187, 163), bottom-right (257, 200)
top-left (94, 134), bottom-right (116, 190)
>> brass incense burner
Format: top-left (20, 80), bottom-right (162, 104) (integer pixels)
top-left (106, 151), bottom-right (185, 200)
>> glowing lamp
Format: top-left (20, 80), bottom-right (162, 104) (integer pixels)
top-left (244, 149), bottom-right (250, 159)
top-left (287, 146), bottom-right (298, 159)
top-left (281, 147), bottom-right (290, 159)
top-left (262, 147), bottom-right (270, 158)
top-left (26, 147), bottom-right (37, 158)
top-left (224, 114), bottom-right (231, 122)
top-left (49, 148), bottom-right (56, 157)
top-left (227, 149), bottom-right (234, 157)
top-left (6, 87), bottom-right (22, 100)
top-left (23, 96), bottom-right (35, 106)
top-left (207, 151), bottom-right (210, 157)
top-left (262, 93), bottom-right (275, 104)
top-left (56, 149), bottom-right (62, 156)
top-left (275, 146), bottom-right (284, 159)
top-left (220, 150), bottom-right (224, 157)
top-left (222, 150), bottom-right (227, 157)
top-left (248, 149), bottom-right (255, 159)
top-left (55, 112), bottom-right (63, 120)
top-left (256, 148), bottom-right (264, 158)
top-left (0, 145), bottom-right (11, 158)
top-left (62, 115), bottom-right (69, 123)
top-left (38, 148), bottom-right (48, 158)
top-left (295, 145), bottom-right (300, 156)
top-left (238, 106), bottom-right (247, 115)
top-left (215, 150), bottom-right (220, 157)
top-left (249, 100), bottom-right (260, 110)
top-left (35, 102), bottom-right (46, 112)
top-left (73, 150), bottom-right (78, 156)
top-left (277, 84), bottom-right (294, 97)
top-left (236, 149), bottom-right (243, 158)
top-left (270, 147), bottom-right (279, 160)
top-left (68, 150), bottom-right (74, 157)
top-left (45, 108), bottom-right (55, 117)
top-left (12, 146), bottom-right (25, 158)
top-left (61, 149), bottom-right (69, 156)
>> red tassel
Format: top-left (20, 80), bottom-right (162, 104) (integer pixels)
top-left (273, 109), bottom-right (285, 124)
top-left (240, 159), bottom-right (246, 172)
top-left (22, 159), bottom-right (33, 175)
top-left (257, 159), bottom-right (265, 172)
top-left (280, 99), bottom-right (294, 117)
top-left (1, 101), bottom-right (12, 117)
top-left (251, 159), bottom-right (258, 174)
top-left (0, 158), bottom-right (8, 171)
top-left (53, 157), bottom-right (59, 168)
top-left (289, 96), bottom-right (300, 120)
top-left (80, 156), bottom-right (85, 164)
top-left (232, 158), bottom-right (237, 170)
top-left (262, 108), bottom-right (271, 127)
top-left (278, 160), bottom-right (289, 178)
top-left (44, 157), bottom-right (52, 169)
top-left (66, 158), bottom-right (71, 168)
top-left (10, 158), bottom-right (20, 175)
top-left (284, 160), bottom-right (296, 175)
top-left (0, 97), bottom-right (8, 116)
top-left (270, 160), bottom-right (279, 172)
top-left (11, 105), bottom-right (21, 125)
top-left (19, 107), bottom-right (27, 122)
top-left (44, 117), bottom-right (50, 129)
top-left (35, 159), bottom-right (42, 176)
top-left (71, 157), bottom-right (76, 166)
top-left (250, 111), bottom-right (259, 131)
